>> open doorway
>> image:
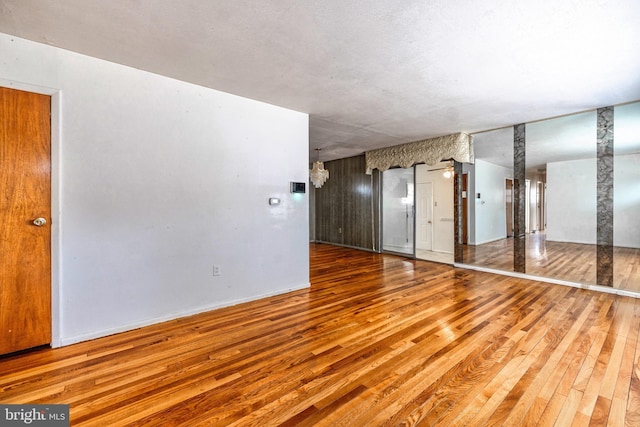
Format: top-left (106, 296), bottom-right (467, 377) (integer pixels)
top-left (462, 173), bottom-right (468, 244)
top-left (537, 181), bottom-right (546, 232)
top-left (506, 178), bottom-right (513, 237)
top-left (527, 179), bottom-right (547, 233)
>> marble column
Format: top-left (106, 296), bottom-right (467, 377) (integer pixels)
top-left (454, 161), bottom-right (464, 263)
top-left (597, 107), bottom-right (614, 286)
top-left (513, 124), bottom-right (526, 273)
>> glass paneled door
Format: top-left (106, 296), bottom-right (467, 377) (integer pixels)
top-left (382, 167), bottom-right (415, 255)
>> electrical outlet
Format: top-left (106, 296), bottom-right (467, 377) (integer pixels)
top-left (213, 265), bottom-right (221, 276)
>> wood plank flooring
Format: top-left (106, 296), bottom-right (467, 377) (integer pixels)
top-left (462, 233), bottom-right (640, 291)
top-left (1, 243), bottom-right (640, 425)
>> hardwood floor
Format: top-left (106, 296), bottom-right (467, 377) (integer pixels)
top-left (462, 233), bottom-right (640, 291)
top-left (1, 243), bottom-right (639, 426)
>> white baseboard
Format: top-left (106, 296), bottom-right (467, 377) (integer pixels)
top-left (57, 282), bottom-right (311, 347)
top-left (472, 236), bottom-right (508, 245)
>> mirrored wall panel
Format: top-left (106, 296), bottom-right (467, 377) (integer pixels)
top-left (459, 103), bottom-right (640, 292)
top-left (382, 168), bottom-right (415, 255)
top-left (525, 111), bottom-right (597, 284)
top-left (614, 102), bottom-right (640, 291)
top-left (462, 127), bottom-right (514, 272)
top-left (415, 163), bottom-right (454, 264)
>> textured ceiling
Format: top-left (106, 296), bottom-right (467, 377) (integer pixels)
top-left (1, 0), bottom-right (639, 161)
top-left (474, 101), bottom-right (640, 173)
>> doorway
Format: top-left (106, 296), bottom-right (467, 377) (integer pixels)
top-left (462, 173), bottom-right (468, 244)
top-left (0, 87), bottom-right (52, 355)
top-left (506, 179), bottom-right (514, 237)
top-left (536, 181), bottom-right (545, 232)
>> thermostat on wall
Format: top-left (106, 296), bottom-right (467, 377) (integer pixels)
top-left (290, 182), bottom-right (306, 193)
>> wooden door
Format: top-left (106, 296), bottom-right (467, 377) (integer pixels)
top-left (416, 182), bottom-right (433, 250)
top-left (0, 87), bottom-right (51, 355)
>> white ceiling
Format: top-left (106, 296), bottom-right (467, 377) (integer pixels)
top-left (1, 0), bottom-right (639, 162)
top-left (473, 101), bottom-right (640, 172)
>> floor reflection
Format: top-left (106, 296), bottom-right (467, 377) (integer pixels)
top-left (416, 249), bottom-right (454, 264)
top-left (462, 237), bottom-right (514, 272)
top-left (462, 232), bottom-right (640, 291)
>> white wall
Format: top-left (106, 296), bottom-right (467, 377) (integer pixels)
top-left (546, 158), bottom-right (596, 244)
top-left (546, 154), bottom-right (640, 248)
top-left (415, 164), bottom-right (454, 254)
top-left (614, 153), bottom-right (640, 248)
top-left (472, 159), bottom-right (513, 245)
top-left (1, 33), bottom-right (309, 346)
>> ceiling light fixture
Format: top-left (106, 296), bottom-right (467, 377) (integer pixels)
top-left (443, 165), bottom-right (454, 179)
top-left (310, 148), bottom-right (329, 188)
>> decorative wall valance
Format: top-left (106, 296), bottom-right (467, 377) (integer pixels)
top-left (365, 132), bottom-right (474, 174)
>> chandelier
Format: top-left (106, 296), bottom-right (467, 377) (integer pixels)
top-left (309, 148), bottom-right (329, 188)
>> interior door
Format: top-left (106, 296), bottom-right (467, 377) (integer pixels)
top-left (416, 182), bottom-right (433, 250)
top-left (0, 87), bottom-right (51, 355)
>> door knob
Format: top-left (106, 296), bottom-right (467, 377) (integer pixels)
top-left (32, 217), bottom-right (47, 227)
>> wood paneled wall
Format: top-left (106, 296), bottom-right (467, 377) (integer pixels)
top-left (312, 155), bottom-right (379, 250)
